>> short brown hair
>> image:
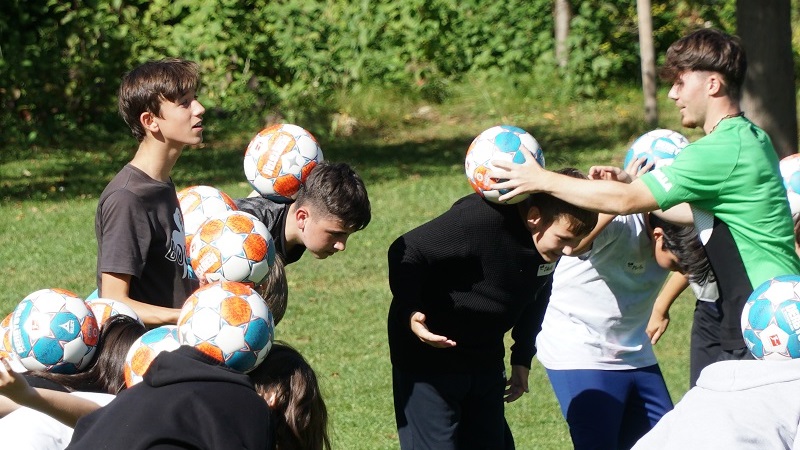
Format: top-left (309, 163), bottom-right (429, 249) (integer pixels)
top-left (118, 58), bottom-right (200, 142)
top-left (294, 162), bottom-right (371, 231)
top-left (660, 28), bottom-right (747, 100)
top-left (523, 167), bottom-right (598, 237)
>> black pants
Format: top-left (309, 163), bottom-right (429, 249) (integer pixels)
top-left (690, 300), bottom-right (753, 387)
top-left (392, 368), bottom-right (514, 450)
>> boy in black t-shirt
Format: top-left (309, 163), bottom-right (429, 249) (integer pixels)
top-left (387, 169), bottom-right (597, 449)
top-left (235, 161), bottom-right (372, 264)
top-left (95, 59), bottom-right (205, 326)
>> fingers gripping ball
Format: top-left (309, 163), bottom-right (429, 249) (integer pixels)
top-left (779, 154), bottom-right (800, 217)
top-left (123, 325), bottom-right (181, 387)
top-left (10, 289), bottom-right (99, 373)
top-left (742, 275), bottom-right (800, 360)
top-left (177, 185), bottom-right (238, 251)
top-left (85, 298), bottom-right (143, 329)
top-left (190, 210), bottom-right (276, 286)
top-left (178, 281), bottom-right (274, 373)
top-left (243, 124), bottom-right (324, 203)
top-left (464, 125), bottom-right (545, 204)
top-left (623, 129), bottom-right (688, 172)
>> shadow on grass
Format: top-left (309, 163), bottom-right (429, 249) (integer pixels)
top-left (0, 117), bottom-right (642, 202)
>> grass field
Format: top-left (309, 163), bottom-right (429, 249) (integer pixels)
top-left (1, 77), bottom-right (702, 448)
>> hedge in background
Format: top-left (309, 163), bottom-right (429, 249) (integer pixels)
top-left (0, 0), bottom-right (737, 148)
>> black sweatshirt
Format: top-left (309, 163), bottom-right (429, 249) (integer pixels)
top-left (67, 346), bottom-right (274, 450)
top-left (387, 194), bottom-right (554, 374)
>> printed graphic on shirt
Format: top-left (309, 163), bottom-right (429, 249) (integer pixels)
top-left (537, 262), bottom-right (557, 276)
top-left (166, 207), bottom-right (188, 279)
top-left (625, 260), bottom-right (645, 275)
top-left (652, 169), bottom-right (673, 192)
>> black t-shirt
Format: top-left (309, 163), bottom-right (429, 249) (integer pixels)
top-left (95, 164), bottom-right (192, 308)
top-left (235, 196), bottom-right (306, 264)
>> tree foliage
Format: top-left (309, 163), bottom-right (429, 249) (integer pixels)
top-left (0, 0), bottom-right (747, 147)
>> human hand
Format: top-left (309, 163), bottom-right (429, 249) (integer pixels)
top-left (504, 365), bottom-right (529, 403)
top-left (646, 309), bottom-right (670, 345)
top-left (588, 164), bottom-right (637, 183)
top-left (0, 357), bottom-right (35, 405)
top-left (409, 312), bottom-right (456, 348)
top-left (623, 156), bottom-right (653, 181)
top-left (487, 149), bottom-right (547, 203)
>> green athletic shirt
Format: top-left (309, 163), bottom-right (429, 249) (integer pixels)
top-left (641, 117), bottom-right (800, 349)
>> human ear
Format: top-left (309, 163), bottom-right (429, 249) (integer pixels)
top-left (140, 111), bottom-right (159, 133)
top-left (295, 206), bottom-right (310, 230)
top-left (707, 74), bottom-right (723, 96)
top-left (525, 206), bottom-right (543, 232)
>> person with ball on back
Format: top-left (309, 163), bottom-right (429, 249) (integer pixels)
top-left (490, 28), bottom-right (800, 368)
top-left (388, 165), bottom-right (598, 449)
top-left (235, 161), bottom-right (372, 265)
top-left (95, 58), bottom-right (205, 327)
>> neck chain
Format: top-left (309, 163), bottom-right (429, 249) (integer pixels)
top-left (710, 111), bottom-right (744, 133)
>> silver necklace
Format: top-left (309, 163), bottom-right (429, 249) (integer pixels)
top-left (710, 111), bottom-right (744, 133)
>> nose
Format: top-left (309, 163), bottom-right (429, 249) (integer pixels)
top-left (561, 246), bottom-right (574, 257)
top-left (668, 84), bottom-right (678, 101)
top-left (334, 239), bottom-right (347, 252)
top-left (193, 99), bottom-right (206, 116)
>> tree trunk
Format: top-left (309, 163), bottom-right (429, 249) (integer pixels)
top-left (637, 0), bottom-right (658, 128)
top-left (554, 0), bottom-right (571, 71)
top-left (736, 1), bottom-right (798, 157)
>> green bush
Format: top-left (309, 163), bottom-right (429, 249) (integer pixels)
top-left (0, 0), bottom-right (742, 148)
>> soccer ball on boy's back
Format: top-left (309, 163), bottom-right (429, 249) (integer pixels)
top-left (623, 129), bottom-right (688, 171)
top-left (464, 125), bottom-right (545, 205)
top-left (243, 123), bottom-right (324, 203)
top-left (177, 185), bottom-right (238, 250)
top-left (177, 281), bottom-right (274, 373)
top-left (741, 275), bottom-right (800, 360)
top-left (10, 288), bottom-right (99, 373)
top-left (190, 210), bottom-right (276, 286)
top-left (779, 154), bottom-right (800, 217)
top-left (85, 298), bottom-right (143, 329)
top-left (123, 325), bottom-right (181, 387)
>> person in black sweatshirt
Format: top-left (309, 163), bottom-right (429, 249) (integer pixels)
top-left (66, 345), bottom-right (273, 450)
top-left (388, 168), bottom-right (598, 450)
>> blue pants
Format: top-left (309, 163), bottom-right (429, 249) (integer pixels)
top-left (546, 365), bottom-right (673, 450)
top-left (392, 368), bottom-right (514, 450)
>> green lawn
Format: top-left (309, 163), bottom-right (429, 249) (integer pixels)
top-left (0, 77), bottom-right (700, 449)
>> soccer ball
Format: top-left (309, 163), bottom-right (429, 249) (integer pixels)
top-left (123, 325), bottom-right (181, 387)
top-left (85, 298), bottom-right (143, 329)
top-left (10, 289), bottom-right (100, 373)
top-left (779, 154), bottom-right (800, 216)
top-left (0, 313), bottom-right (13, 359)
top-left (177, 185), bottom-right (239, 250)
top-left (177, 281), bottom-right (274, 373)
top-left (190, 210), bottom-right (276, 286)
top-left (243, 124), bottom-right (324, 203)
top-left (623, 129), bottom-right (689, 171)
top-left (464, 125), bottom-right (545, 205)
top-left (741, 275), bottom-right (800, 360)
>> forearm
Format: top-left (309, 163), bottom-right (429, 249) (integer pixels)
top-left (653, 272), bottom-right (690, 315)
top-left (539, 172), bottom-right (658, 215)
top-left (25, 389), bottom-right (102, 428)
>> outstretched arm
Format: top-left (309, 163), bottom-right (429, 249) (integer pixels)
top-left (0, 359), bottom-right (103, 427)
top-left (489, 151), bottom-right (659, 214)
top-left (647, 273), bottom-right (690, 345)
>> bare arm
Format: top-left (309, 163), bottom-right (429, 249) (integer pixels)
top-left (0, 359), bottom-right (102, 427)
top-left (101, 273), bottom-right (181, 326)
top-left (490, 152), bottom-right (660, 215)
top-left (646, 272), bottom-right (690, 345)
top-left (651, 203), bottom-right (695, 227)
